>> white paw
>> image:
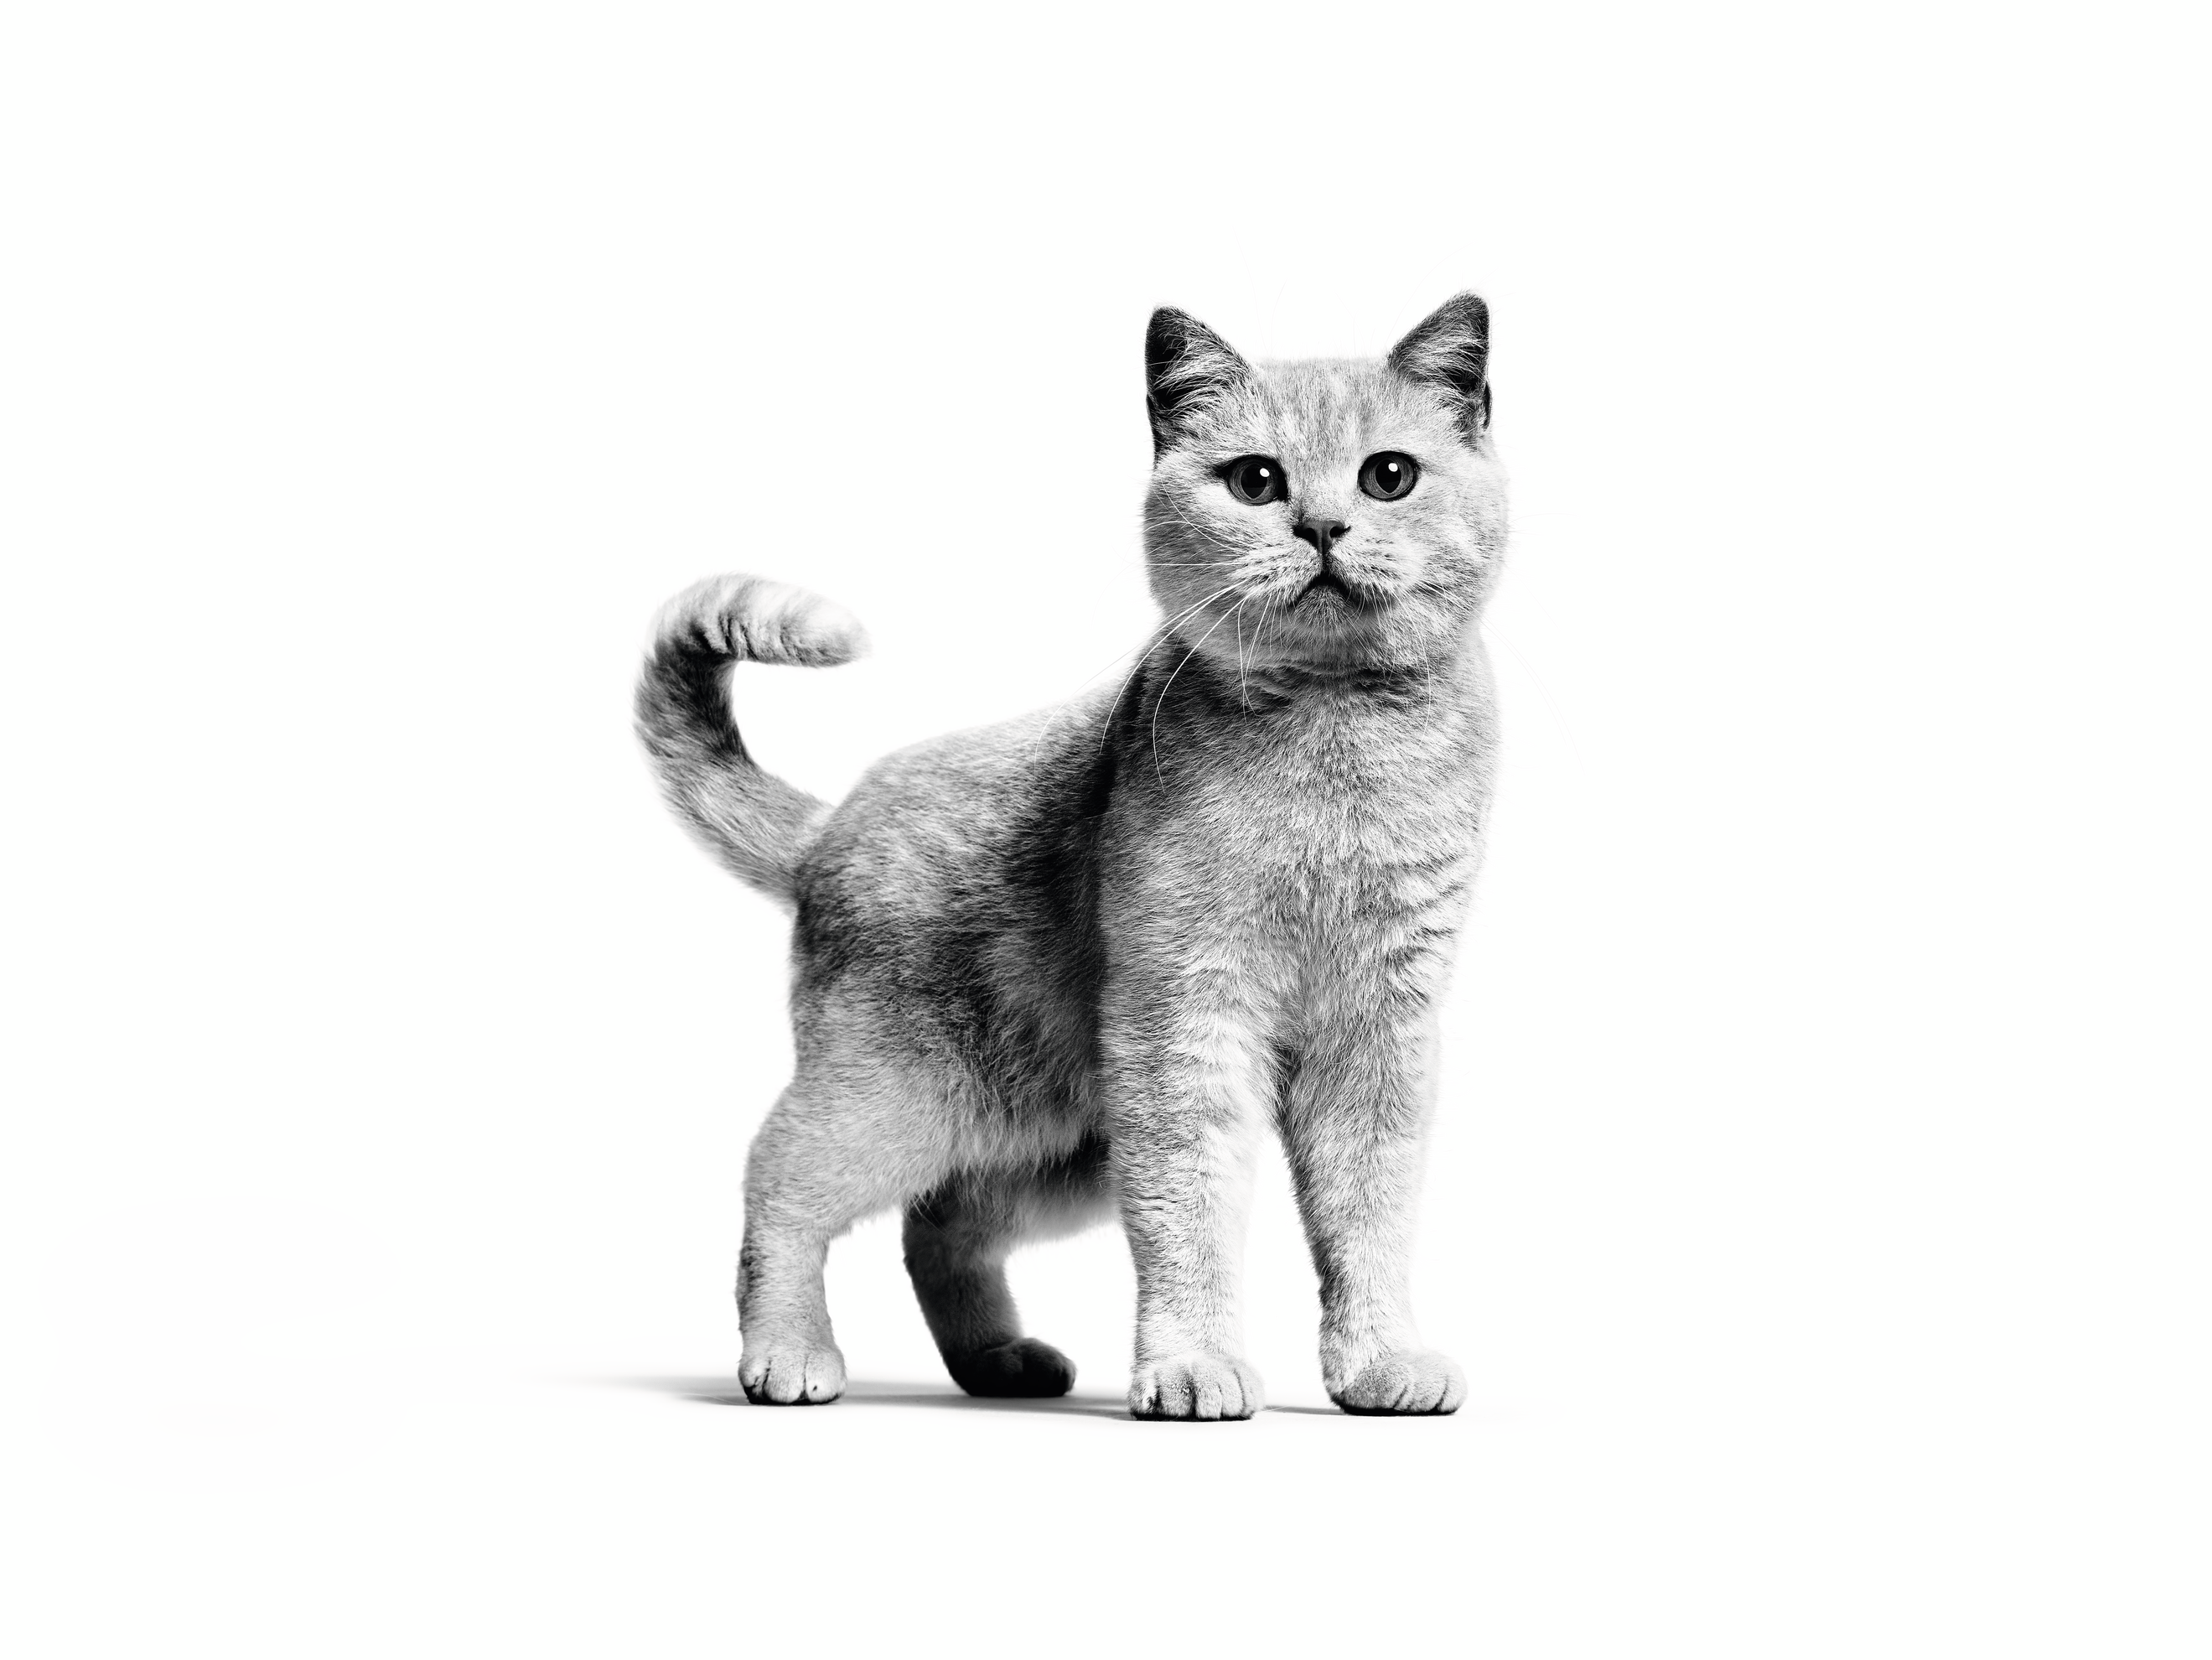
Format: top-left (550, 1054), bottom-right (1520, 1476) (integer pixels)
top-left (738, 1341), bottom-right (847, 1405)
top-left (1333, 1350), bottom-right (1465, 1415)
top-left (1128, 1351), bottom-right (1264, 1420)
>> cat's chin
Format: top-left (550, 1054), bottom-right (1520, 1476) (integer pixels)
top-left (1292, 571), bottom-right (1379, 612)
top-left (1256, 612), bottom-right (1472, 681)
top-left (1264, 594), bottom-right (1401, 662)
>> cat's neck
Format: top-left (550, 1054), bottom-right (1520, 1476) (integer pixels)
top-left (1105, 635), bottom-right (1493, 816)
top-left (1237, 657), bottom-right (1472, 708)
top-left (1113, 635), bottom-right (1493, 791)
top-left (1157, 632), bottom-right (1488, 719)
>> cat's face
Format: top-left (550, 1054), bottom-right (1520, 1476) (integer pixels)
top-left (1141, 296), bottom-right (1507, 676)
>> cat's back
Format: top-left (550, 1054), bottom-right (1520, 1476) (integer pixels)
top-left (790, 687), bottom-right (1119, 967)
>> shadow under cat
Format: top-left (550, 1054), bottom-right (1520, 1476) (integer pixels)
top-left (614, 1377), bottom-right (1344, 1419)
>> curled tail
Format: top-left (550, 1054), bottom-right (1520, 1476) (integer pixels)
top-left (635, 573), bottom-right (869, 907)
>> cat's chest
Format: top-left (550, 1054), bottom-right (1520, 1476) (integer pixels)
top-left (1146, 693), bottom-right (1492, 912)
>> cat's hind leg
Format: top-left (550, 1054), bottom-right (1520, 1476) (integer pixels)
top-left (902, 1136), bottom-right (1111, 1398)
top-left (737, 1056), bottom-right (964, 1405)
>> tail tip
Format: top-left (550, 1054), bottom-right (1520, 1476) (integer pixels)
top-left (650, 574), bottom-right (870, 667)
top-left (786, 599), bottom-right (870, 667)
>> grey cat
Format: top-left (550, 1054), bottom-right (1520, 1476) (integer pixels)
top-left (635, 295), bottom-right (1505, 1419)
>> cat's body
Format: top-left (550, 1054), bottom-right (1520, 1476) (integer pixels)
top-left (637, 297), bottom-right (1506, 1418)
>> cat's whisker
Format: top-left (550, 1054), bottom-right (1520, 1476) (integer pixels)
top-left (1149, 601), bottom-right (1244, 781)
top-left (1095, 583), bottom-right (1242, 758)
top-left (1234, 594), bottom-right (1251, 711)
top-left (1020, 584), bottom-right (1235, 769)
top-left (1147, 495), bottom-right (1227, 544)
top-left (1063, 582), bottom-right (1237, 708)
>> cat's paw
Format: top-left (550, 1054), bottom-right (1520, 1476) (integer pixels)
top-left (738, 1341), bottom-right (847, 1405)
top-left (947, 1337), bottom-right (1077, 1399)
top-left (1331, 1350), bottom-right (1466, 1416)
top-left (1128, 1352), bottom-right (1264, 1421)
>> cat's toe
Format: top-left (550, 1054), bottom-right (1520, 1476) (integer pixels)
top-left (948, 1337), bottom-right (1077, 1398)
top-left (1127, 1352), bottom-right (1264, 1421)
top-left (1332, 1350), bottom-right (1465, 1416)
top-left (738, 1341), bottom-right (847, 1405)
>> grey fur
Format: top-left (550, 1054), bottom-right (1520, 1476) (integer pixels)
top-left (635, 296), bottom-right (1508, 1418)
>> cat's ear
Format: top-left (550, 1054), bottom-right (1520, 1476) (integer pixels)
top-left (1388, 293), bottom-right (1491, 440)
top-left (1146, 307), bottom-right (1254, 457)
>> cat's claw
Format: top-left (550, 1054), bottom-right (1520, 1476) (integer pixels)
top-left (738, 1342), bottom-right (847, 1405)
top-left (948, 1337), bottom-right (1077, 1398)
top-left (1128, 1352), bottom-right (1264, 1421)
top-left (1331, 1350), bottom-right (1465, 1416)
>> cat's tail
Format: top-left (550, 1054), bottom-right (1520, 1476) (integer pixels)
top-left (635, 573), bottom-right (870, 908)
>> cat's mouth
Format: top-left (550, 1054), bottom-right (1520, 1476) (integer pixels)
top-left (1293, 570), bottom-right (1376, 611)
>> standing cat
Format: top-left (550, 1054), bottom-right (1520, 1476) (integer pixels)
top-left (636, 295), bottom-right (1505, 1419)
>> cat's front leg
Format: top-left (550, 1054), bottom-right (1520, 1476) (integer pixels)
top-left (1101, 997), bottom-right (1273, 1421)
top-left (1282, 1008), bottom-right (1467, 1416)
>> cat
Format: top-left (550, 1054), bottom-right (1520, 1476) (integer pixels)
top-left (635, 294), bottom-right (1506, 1419)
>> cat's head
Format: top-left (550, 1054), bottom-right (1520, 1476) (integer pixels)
top-left (1141, 295), bottom-right (1507, 676)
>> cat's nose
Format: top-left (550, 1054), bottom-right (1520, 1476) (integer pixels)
top-left (1292, 518), bottom-right (1350, 558)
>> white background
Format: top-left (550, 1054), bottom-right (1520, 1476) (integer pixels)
top-left (5, 3), bottom-right (2206, 1654)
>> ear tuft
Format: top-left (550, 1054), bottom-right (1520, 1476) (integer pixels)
top-left (1388, 293), bottom-right (1491, 440)
top-left (1145, 307), bottom-right (1253, 457)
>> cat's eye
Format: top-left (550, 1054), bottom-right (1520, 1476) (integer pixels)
top-left (1222, 455), bottom-right (1286, 506)
top-left (1360, 452), bottom-right (1420, 501)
